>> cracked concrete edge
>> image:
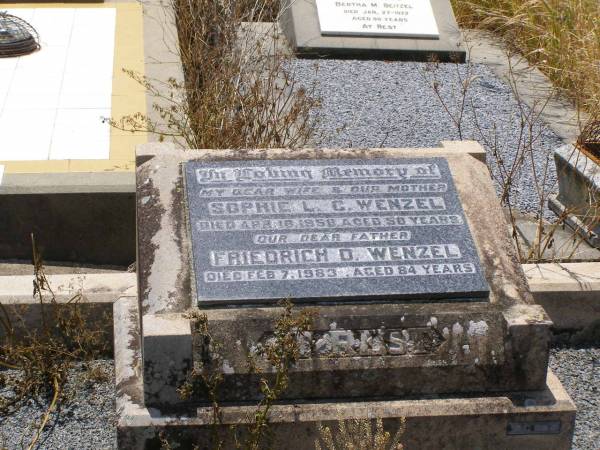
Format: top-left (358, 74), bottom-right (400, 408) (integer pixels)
top-left (113, 292), bottom-right (575, 449)
top-left (114, 292), bottom-right (149, 432)
top-left (524, 262), bottom-right (600, 331)
top-left (524, 262), bottom-right (600, 292)
top-left (0, 171), bottom-right (135, 195)
top-left (0, 272), bottom-right (136, 304)
top-left (465, 30), bottom-right (587, 145)
top-left (0, 272), bottom-right (136, 350)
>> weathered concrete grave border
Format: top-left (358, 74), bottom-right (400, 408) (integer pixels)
top-left (136, 141), bottom-right (552, 409)
top-left (116, 292), bottom-right (576, 450)
top-left (549, 143), bottom-right (600, 248)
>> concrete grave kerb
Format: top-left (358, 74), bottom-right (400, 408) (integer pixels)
top-left (135, 141), bottom-right (552, 409)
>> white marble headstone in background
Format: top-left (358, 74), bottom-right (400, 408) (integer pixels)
top-left (316, 0), bottom-right (439, 38)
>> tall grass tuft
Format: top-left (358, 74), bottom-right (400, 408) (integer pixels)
top-left (0, 236), bottom-right (110, 449)
top-left (112, 0), bottom-right (317, 150)
top-left (452, 0), bottom-right (600, 116)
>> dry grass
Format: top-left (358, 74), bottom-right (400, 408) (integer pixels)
top-left (421, 58), bottom-right (598, 263)
top-left (315, 418), bottom-right (406, 450)
top-left (175, 300), bottom-right (315, 450)
top-left (0, 236), bottom-right (109, 449)
top-left (452, 0), bottom-right (600, 116)
top-left (112, 0), bottom-right (317, 150)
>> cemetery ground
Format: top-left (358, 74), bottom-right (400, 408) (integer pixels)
top-left (1, 0), bottom-right (599, 449)
top-left (451, 0), bottom-right (600, 116)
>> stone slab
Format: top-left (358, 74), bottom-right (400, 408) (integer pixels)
top-left (280, 0), bottom-right (466, 61)
top-left (315, 0), bottom-right (439, 39)
top-left (115, 295), bottom-right (575, 450)
top-left (525, 262), bottom-right (600, 332)
top-left (0, 272), bottom-right (135, 304)
top-left (0, 272), bottom-right (135, 353)
top-left (0, 191), bottom-right (135, 265)
top-left (136, 143), bottom-right (552, 407)
top-left (524, 262), bottom-right (600, 293)
top-left (136, 141), bottom-right (487, 316)
top-left (550, 144), bottom-right (600, 247)
top-left (184, 158), bottom-right (489, 305)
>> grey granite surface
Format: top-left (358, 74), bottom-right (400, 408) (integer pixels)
top-left (185, 158), bottom-right (489, 305)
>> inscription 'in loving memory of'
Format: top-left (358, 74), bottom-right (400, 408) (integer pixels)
top-left (184, 158), bottom-right (489, 304)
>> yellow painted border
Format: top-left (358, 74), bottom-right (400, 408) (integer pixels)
top-left (1, 2), bottom-right (146, 174)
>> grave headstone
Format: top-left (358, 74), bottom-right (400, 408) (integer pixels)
top-left (134, 143), bottom-right (552, 406)
top-left (117, 143), bottom-right (576, 449)
top-left (184, 158), bottom-right (489, 304)
top-left (315, 0), bottom-right (440, 38)
top-left (280, 0), bottom-right (466, 61)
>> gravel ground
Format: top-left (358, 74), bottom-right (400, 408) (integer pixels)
top-left (0, 347), bottom-right (597, 449)
top-left (289, 59), bottom-right (564, 219)
top-left (549, 347), bottom-right (600, 450)
top-left (0, 361), bottom-right (116, 450)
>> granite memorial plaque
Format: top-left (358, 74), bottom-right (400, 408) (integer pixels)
top-left (316, 0), bottom-right (439, 39)
top-left (185, 158), bottom-right (489, 305)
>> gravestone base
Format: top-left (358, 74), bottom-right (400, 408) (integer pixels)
top-left (140, 301), bottom-right (551, 409)
top-left (115, 295), bottom-right (575, 450)
top-left (135, 142), bottom-right (552, 411)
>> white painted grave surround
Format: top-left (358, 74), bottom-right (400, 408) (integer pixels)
top-left (315, 0), bottom-right (439, 38)
top-left (0, 8), bottom-right (116, 161)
